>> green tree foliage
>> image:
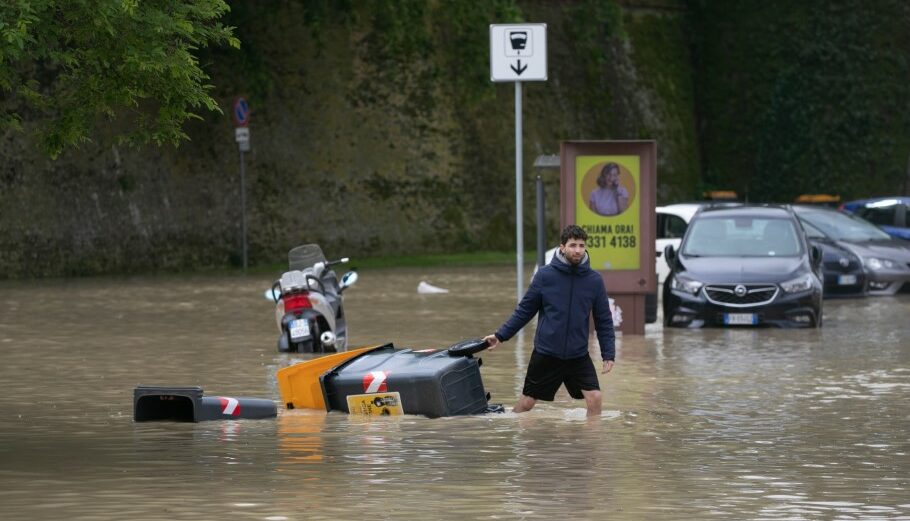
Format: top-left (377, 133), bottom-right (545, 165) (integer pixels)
top-left (0, 0), bottom-right (239, 158)
top-left (692, 0), bottom-right (910, 200)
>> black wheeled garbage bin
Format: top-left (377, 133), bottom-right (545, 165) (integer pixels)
top-left (320, 342), bottom-right (492, 418)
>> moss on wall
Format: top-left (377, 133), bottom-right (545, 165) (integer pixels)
top-left (1, 0), bottom-right (701, 278)
top-left (623, 5), bottom-right (700, 201)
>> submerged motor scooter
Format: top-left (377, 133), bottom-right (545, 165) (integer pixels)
top-left (270, 244), bottom-right (358, 353)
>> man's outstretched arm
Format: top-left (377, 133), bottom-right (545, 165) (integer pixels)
top-left (483, 276), bottom-right (543, 349)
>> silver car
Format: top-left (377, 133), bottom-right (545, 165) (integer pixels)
top-left (795, 206), bottom-right (910, 296)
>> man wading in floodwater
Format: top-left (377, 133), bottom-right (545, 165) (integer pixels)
top-left (483, 225), bottom-right (615, 417)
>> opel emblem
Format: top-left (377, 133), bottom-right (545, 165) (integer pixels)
top-left (838, 256), bottom-right (849, 268)
top-left (734, 284), bottom-right (747, 297)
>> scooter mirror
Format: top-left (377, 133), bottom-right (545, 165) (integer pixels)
top-left (339, 270), bottom-right (359, 290)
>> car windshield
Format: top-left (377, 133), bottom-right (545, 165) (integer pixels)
top-left (797, 210), bottom-right (892, 241)
top-left (682, 216), bottom-right (801, 257)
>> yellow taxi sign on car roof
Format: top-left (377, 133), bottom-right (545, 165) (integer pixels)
top-left (794, 194), bottom-right (841, 204)
top-left (702, 190), bottom-right (738, 201)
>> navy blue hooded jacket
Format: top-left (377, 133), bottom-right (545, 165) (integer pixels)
top-left (495, 251), bottom-right (616, 361)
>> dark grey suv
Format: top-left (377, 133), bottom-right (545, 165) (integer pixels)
top-left (663, 205), bottom-right (824, 328)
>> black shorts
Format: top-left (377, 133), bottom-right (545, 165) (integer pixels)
top-left (522, 351), bottom-right (600, 401)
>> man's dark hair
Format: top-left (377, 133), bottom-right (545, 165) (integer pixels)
top-left (560, 224), bottom-right (587, 245)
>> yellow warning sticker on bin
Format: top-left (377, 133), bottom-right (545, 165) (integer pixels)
top-left (346, 392), bottom-right (404, 416)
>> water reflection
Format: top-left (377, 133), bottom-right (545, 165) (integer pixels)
top-left (0, 270), bottom-right (908, 519)
top-left (278, 412), bottom-right (327, 464)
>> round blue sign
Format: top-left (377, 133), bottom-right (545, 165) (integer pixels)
top-left (233, 97), bottom-right (250, 127)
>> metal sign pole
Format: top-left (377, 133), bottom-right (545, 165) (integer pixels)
top-left (490, 24), bottom-right (546, 302)
top-left (515, 81), bottom-right (523, 303)
top-left (239, 149), bottom-right (248, 272)
top-left (232, 96), bottom-right (251, 273)
top-left (536, 173), bottom-right (545, 267)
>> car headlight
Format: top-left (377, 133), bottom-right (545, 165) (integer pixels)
top-left (781, 274), bottom-right (814, 293)
top-left (670, 275), bottom-right (703, 295)
top-left (864, 257), bottom-right (896, 270)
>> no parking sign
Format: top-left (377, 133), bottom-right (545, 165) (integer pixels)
top-left (232, 96), bottom-right (250, 152)
top-left (232, 96), bottom-right (250, 127)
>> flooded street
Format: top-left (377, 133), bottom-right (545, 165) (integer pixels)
top-left (1, 265), bottom-right (909, 520)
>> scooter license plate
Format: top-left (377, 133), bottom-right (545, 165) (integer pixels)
top-left (724, 313), bottom-right (757, 325)
top-left (289, 319), bottom-right (311, 340)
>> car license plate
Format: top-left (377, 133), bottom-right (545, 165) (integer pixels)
top-left (837, 274), bottom-right (857, 285)
top-left (289, 319), bottom-right (311, 340)
top-left (724, 313), bottom-right (757, 325)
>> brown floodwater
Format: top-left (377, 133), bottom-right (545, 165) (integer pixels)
top-left (1, 265), bottom-right (908, 520)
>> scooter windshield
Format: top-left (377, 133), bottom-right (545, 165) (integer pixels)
top-left (288, 244), bottom-right (327, 270)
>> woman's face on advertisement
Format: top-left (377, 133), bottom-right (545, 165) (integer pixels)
top-left (607, 169), bottom-right (619, 186)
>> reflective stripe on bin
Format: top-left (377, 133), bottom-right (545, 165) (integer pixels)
top-left (363, 371), bottom-right (389, 393)
top-left (218, 397), bottom-right (240, 416)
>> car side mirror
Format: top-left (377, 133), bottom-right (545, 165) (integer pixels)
top-left (664, 244), bottom-right (677, 265)
top-left (339, 270), bottom-right (358, 292)
top-left (810, 245), bottom-right (822, 268)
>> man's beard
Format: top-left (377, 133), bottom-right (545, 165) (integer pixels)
top-left (562, 249), bottom-right (584, 265)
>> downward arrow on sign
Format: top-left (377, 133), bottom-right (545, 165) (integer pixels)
top-left (511, 59), bottom-right (528, 75)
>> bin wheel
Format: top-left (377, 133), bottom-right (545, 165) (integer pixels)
top-left (446, 338), bottom-right (489, 357)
